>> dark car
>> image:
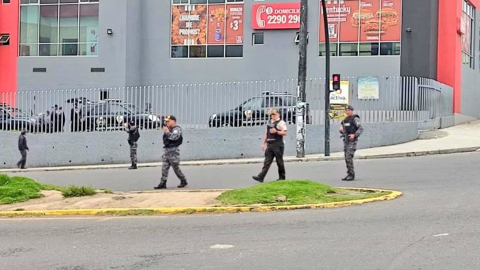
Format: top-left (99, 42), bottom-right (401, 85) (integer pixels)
top-left (81, 100), bottom-right (163, 131)
top-left (0, 106), bottom-right (39, 132)
top-left (209, 92), bottom-right (310, 128)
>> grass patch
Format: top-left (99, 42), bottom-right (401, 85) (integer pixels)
top-left (61, 186), bottom-right (96, 198)
top-left (0, 174), bottom-right (97, 204)
top-left (217, 180), bottom-right (388, 206)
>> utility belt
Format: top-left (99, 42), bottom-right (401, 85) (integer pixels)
top-left (266, 139), bottom-right (283, 145)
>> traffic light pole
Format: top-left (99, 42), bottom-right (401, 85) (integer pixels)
top-left (296, 0), bottom-right (308, 158)
top-left (321, 0), bottom-right (331, 157)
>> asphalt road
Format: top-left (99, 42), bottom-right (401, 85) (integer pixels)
top-left (2, 153), bottom-right (480, 269)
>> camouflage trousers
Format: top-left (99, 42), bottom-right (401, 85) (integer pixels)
top-left (130, 142), bottom-right (138, 164)
top-left (160, 148), bottom-right (187, 183)
top-left (344, 141), bottom-right (357, 176)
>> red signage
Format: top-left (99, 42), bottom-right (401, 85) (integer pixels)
top-left (252, 3), bottom-right (301, 30)
top-left (319, 0), bottom-right (402, 43)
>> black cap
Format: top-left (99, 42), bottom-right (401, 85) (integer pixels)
top-left (129, 119), bottom-right (135, 125)
top-left (346, 105), bottom-right (354, 111)
top-left (165, 115), bottom-right (177, 122)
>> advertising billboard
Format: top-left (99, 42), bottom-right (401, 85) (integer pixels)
top-left (319, 0), bottom-right (402, 43)
top-left (252, 3), bottom-right (301, 30)
top-left (171, 3), bottom-right (244, 46)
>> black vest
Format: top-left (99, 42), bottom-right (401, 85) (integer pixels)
top-left (163, 127), bottom-right (183, 148)
top-left (266, 120), bottom-right (283, 143)
top-left (342, 115), bottom-right (359, 135)
top-left (128, 127), bottom-right (140, 142)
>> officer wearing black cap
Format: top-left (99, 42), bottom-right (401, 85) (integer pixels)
top-left (155, 115), bottom-right (188, 189)
top-left (125, 119), bottom-right (140, 170)
top-left (340, 105), bottom-right (364, 181)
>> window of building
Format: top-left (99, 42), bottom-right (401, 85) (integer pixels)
top-left (252, 32), bottom-right (264, 45)
top-left (19, 0), bottom-right (99, 57)
top-left (462, 0), bottom-right (475, 69)
top-left (171, 0), bottom-right (244, 59)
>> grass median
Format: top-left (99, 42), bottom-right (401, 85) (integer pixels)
top-left (0, 174), bottom-right (96, 204)
top-left (217, 180), bottom-right (389, 206)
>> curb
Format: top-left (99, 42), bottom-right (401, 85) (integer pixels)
top-left (0, 188), bottom-right (402, 217)
top-left (1, 146), bottom-right (479, 173)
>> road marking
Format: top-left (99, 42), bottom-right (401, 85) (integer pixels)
top-left (210, 244), bottom-right (234, 249)
top-left (433, 233), bottom-right (449, 237)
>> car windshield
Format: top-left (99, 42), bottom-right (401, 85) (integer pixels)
top-left (124, 104), bottom-right (141, 114)
top-left (239, 97), bottom-right (262, 110)
top-left (9, 108), bottom-right (30, 118)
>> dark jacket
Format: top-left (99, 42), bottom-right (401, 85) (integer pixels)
top-left (18, 135), bottom-right (29, 151)
top-left (163, 126), bottom-right (183, 149)
top-left (127, 125), bottom-right (140, 145)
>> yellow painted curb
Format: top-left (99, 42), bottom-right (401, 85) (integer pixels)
top-left (0, 188), bottom-right (402, 217)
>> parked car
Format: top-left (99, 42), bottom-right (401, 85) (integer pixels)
top-left (209, 92), bottom-right (310, 128)
top-left (0, 106), bottom-right (39, 132)
top-left (81, 100), bottom-right (163, 131)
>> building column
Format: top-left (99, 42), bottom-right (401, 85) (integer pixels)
top-left (437, 0), bottom-right (479, 114)
top-left (0, 0), bottom-right (19, 104)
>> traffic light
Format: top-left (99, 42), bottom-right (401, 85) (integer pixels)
top-left (332, 74), bottom-right (341, 91)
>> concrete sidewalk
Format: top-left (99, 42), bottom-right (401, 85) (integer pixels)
top-left (1, 121), bottom-right (480, 173)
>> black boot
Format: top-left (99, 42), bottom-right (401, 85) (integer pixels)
top-left (252, 176), bottom-right (264, 183)
top-left (154, 181), bottom-right (167, 190)
top-left (128, 163), bottom-right (137, 170)
top-left (342, 174), bottom-right (355, 181)
top-left (177, 181), bottom-right (188, 188)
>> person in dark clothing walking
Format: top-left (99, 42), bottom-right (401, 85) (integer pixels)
top-left (340, 105), bottom-right (364, 181)
top-left (59, 107), bottom-right (66, 132)
top-left (70, 103), bottom-right (81, 132)
top-left (125, 119), bottom-right (140, 170)
top-left (51, 105), bottom-right (58, 132)
top-left (154, 115), bottom-right (188, 189)
top-left (253, 108), bottom-right (288, 183)
top-left (17, 130), bottom-right (29, 169)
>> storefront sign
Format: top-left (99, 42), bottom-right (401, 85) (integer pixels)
top-left (252, 3), bottom-right (301, 30)
top-left (319, 0), bottom-right (402, 43)
top-left (329, 81), bottom-right (350, 120)
top-left (358, 76), bottom-right (380, 99)
top-left (171, 4), bottom-right (244, 46)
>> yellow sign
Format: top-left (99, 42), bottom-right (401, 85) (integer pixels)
top-left (329, 81), bottom-right (350, 120)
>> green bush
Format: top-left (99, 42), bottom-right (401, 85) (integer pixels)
top-left (62, 186), bottom-right (96, 198)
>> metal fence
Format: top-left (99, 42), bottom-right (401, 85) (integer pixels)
top-left (0, 76), bottom-right (453, 133)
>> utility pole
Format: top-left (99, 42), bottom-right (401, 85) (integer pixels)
top-left (296, 0), bottom-right (308, 158)
top-left (321, 0), bottom-right (331, 156)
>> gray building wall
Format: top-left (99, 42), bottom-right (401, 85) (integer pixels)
top-left (17, 0), bottom-right (401, 91)
top-left (460, 10), bottom-right (480, 119)
top-left (0, 122), bottom-right (418, 169)
top-left (400, 0), bottom-right (438, 79)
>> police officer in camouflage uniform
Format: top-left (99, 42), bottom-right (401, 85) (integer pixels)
top-left (125, 119), bottom-right (140, 170)
top-left (154, 115), bottom-right (188, 189)
top-left (340, 105), bottom-right (364, 181)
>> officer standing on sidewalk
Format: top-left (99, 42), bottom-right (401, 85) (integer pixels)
top-left (154, 115), bottom-right (188, 189)
top-left (17, 130), bottom-right (29, 169)
top-left (125, 119), bottom-right (140, 170)
top-left (340, 105), bottom-right (364, 181)
top-left (253, 108), bottom-right (288, 183)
